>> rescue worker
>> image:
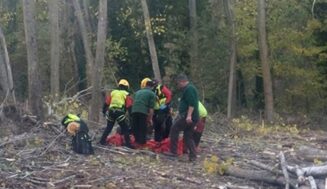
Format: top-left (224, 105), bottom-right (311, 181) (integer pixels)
top-left (131, 80), bottom-right (156, 146)
top-left (166, 74), bottom-right (199, 162)
top-left (140, 77), bottom-right (151, 89)
top-left (193, 101), bottom-right (207, 147)
top-left (184, 101), bottom-right (207, 153)
top-left (152, 79), bottom-right (173, 143)
top-left (61, 114), bottom-right (94, 154)
top-left (99, 79), bottom-right (133, 148)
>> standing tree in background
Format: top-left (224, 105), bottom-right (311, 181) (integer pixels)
top-left (89, 0), bottom-right (107, 125)
top-left (22, 0), bottom-right (44, 119)
top-left (188, 0), bottom-right (199, 83)
top-left (72, 0), bottom-right (94, 86)
top-left (224, 0), bottom-right (237, 119)
top-left (48, 0), bottom-right (60, 99)
top-left (0, 26), bottom-right (15, 104)
top-left (141, 0), bottom-right (161, 81)
top-left (257, 0), bottom-right (274, 122)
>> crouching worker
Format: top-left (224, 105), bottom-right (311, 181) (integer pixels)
top-left (61, 114), bottom-right (94, 155)
top-left (99, 79), bottom-right (134, 148)
top-left (193, 101), bottom-right (208, 147)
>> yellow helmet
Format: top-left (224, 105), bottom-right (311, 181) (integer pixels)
top-left (62, 113), bottom-right (80, 126)
top-left (140, 77), bottom-right (151, 89)
top-left (118, 79), bottom-right (129, 88)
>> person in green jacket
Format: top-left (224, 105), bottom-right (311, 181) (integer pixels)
top-left (167, 74), bottom-right (199, 161)
top-left (193, 101), bottom-right (208, 147)
top-left (131, 80), bottom-right (156, 145)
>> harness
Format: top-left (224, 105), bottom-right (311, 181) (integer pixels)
top-left (154, 85), bottom-right (167, 110)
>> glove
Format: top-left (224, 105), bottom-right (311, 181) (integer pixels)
top-left (102, 104), bottom-right (108, 115)
top-left (159, 104), bottom-right (167, 110)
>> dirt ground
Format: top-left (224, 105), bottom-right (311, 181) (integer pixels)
top-left (0, 107), bottom-right (326, 189)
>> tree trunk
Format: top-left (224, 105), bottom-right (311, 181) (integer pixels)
top-left (0, 26), bottom-right (15, 104)
top-left (89, 0), bottom-right (107, 125)
top-left (140, 0), bottom-right (161, 81)
top-left (48, 0), bottom-right (60, 99)
top-left (22, 0), bottom-right (44, 119)
top-left (257, 0), bottom-right (274, 122)
top-left (188, 0), bottom-right (199, 82)
top-left (224, 0), bottom-right (237, 119)
top-left (72, 0), bottom-right (94, 87)
top-left (82, 0), bottom-right (95, 32)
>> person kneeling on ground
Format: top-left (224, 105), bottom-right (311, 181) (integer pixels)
top-left (61, 114), bottom-right (94, 155)
top-left (193, 101), bottom-right (207, 148)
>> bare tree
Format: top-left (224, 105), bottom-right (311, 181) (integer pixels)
top-left (82, 0), bottom-right (95, 32)
top-left (188, 0), bottom-right (199, 81)
top-left (224, 0), bottom-right (237, 118)
top-left (140, 0), bottom-right (161, 81)
top-left (89, 0), bottom-right (107, 125)
top-left (22, 0), bottom-right (44, 119)
top-left (72, 0), bottom-right (94, 86)
top-left (0, 25), bottom-right (15, 104)
top-left (257, 0), bottom-right (274, 122)
top-left (48, 0), bottom-right (60, 99)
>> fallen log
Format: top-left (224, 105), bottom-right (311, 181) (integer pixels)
top-left (287, 164), bottom-right (327, 177)
top-left (225, 166), bottom-right (297, 189)
top-left (247, 160), bottom-right (282, 175)
top-left (279, 151), bottom-right (290, 189)
top-left (297, 145), bottom-right (327, 161)
top-left (0, 133), bottom-right (29, 148)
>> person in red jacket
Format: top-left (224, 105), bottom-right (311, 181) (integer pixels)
top-left (99, 79), bottom-right (133, 148)
top-left (152, 79), bottom-right (173, 143)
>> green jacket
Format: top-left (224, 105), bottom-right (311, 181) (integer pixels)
top-left (178, 83), bottom-right (199, 122)
top-left (132, 88), bottom-right (156, 115)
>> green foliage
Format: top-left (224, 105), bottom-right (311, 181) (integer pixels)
top-left (232, 116), bottom-right (301, 137)
top-left (203, 155), bottom-right (219, 174)
top-left (2, 0), bottom-right (327, 118)
top-left (203, 155), bottom-right (234, 175)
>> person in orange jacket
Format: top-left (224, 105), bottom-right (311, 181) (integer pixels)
top-left (99, 79), bottom-right (133, 148)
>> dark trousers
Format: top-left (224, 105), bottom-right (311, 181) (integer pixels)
top-left (169, 117), bottom-right (196, 159)
top-left (100, 109), bottom-right (131, 146)
top-left (153, 110), bottom-right (172, 142)
top-left (132, 112), bottom-right (148, 144)
top-left (193, 132), bottom-right (202, 147)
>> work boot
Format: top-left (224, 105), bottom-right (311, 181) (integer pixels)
top-left (189, 155), bottom-right (197, 162)
top-left (98, 140), bottom-right (107, 146)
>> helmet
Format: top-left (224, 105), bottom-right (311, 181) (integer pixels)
top-left (152, 79), bottom-right (159, 87)
top-left (61, 113), bottom-right (80, 126)
top-left (118, 79), bottom-right (129, 88)
top-left (140, 77), bottom-right (151, 89)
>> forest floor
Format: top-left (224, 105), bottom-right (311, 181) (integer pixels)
top-left (1, 106), bottom-right (327, 189)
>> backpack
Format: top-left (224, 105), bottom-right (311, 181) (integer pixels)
top-left (72, 131), bottom-right (94, 155)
